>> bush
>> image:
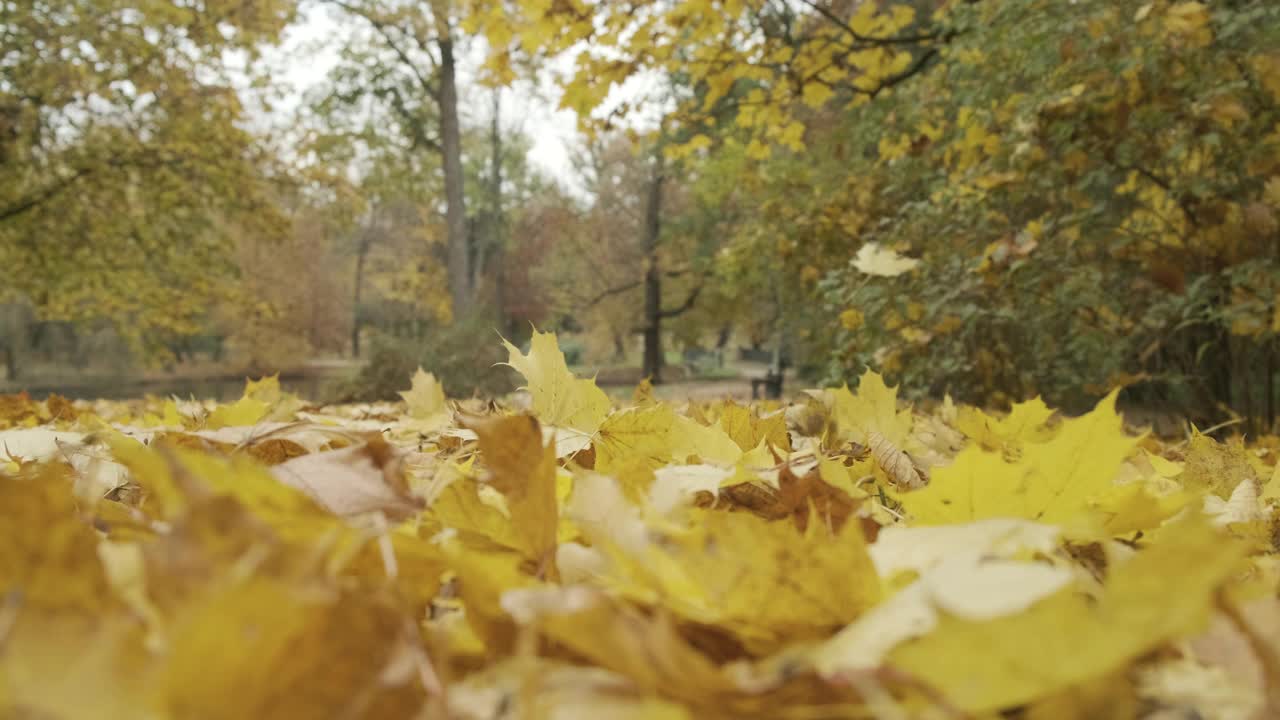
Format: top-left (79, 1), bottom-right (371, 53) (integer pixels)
top-left (335, 318), bottom-right (516, 402)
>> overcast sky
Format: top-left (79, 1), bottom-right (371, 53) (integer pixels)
top-left (244, 5), bottom-right (588, 188)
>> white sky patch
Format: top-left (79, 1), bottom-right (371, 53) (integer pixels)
top-left (226, 5), bottom-right (592, 189)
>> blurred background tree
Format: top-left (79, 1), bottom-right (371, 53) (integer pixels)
top-left (0, 0), bottom-right (296, 373)
top-left (5, 0), bottom-right (1279, 432)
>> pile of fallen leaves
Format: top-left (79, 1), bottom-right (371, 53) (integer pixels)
top-left (3, 331), bottom-right (1280, 719)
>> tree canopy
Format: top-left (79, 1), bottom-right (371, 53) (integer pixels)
top-left (0, 0), bottom-right (295, 352)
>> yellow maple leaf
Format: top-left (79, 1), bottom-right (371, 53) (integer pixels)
top-left (886, 513), bottom-right (1246, 713)
top-left (503, 330), bottom-right (612, 435)
top-left (443, 542), bottom-right (535, 655)
top-left (1024, 672), bottom-right (1137, 720)
top-left (243, 374), bottom-right (305, 422)
top-left (668, 413), bottom-right (744, 465)
top-left (1181, 432), bottom-right (1259, 500)
top-left (820, 369), bottom-right (914, 448)
top-left (597, 509), bottom-right (881, 653)
top-left (953, 396), bottom-right (1057, 451)
top-left (465, 414), bottom-right (560, 570)
top-left (1092, 481), bottom-right (1191, 536)
top-left (594, 404), bottom-right (676, 473)
top-left (397, 367), bottom-right (450, 435)
top-left (159, 575), bottom-right (425, 716)
top-left (0, 465), bottom-right (118, 615)
top-left (902, 391), bottom-right (1138, 526)
top-left (205, 394), bottom-right (269, 430)
top-left (716, 401), bottom-right (790, 453)
top-left (503, 586), bottom-right (733, 707)
top-left (430, 466), bottom-right (528, 552)
top-left (399, 367), bottom-right (447, 418)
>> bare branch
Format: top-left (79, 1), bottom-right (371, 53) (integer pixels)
top-left (583, 268), bottom-right (693, 308)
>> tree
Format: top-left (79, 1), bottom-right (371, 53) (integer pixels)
top-left (807, 0), bottom-right (1280, 427)
top-left (317, 0), bottom-right (478, 317)
top-left (469, 0), bottom-right (946, 150)
top-left (469, 1), bottom-right (946, 380)
top-left (534, 133), bottom-right (710, 382)
top-left (0, 0), bottom-right (295, 357)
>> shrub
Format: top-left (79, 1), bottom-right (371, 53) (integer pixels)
top-left (335, 318), bottom-right (516, 402)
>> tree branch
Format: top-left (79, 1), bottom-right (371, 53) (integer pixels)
top-left (328, 0), bottom-right (440, 98)
top-left (867, 47), bottom-right (940, 98)
top-left (0, 167), bottom-right (92, 223)
top-left (584, 268), bottom-right (692, 308)
top-left (385, 86), bottom-right (441, 152)
top-left (794, 0), bottom-right (945, 46)
top-left (659, 282), bottom-right (704, 319)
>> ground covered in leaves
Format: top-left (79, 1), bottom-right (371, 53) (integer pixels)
top-left (3, 331), bottom-right (1280, 719)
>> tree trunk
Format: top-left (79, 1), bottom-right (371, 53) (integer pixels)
top-left (489, 87), bottom-right (507, 335)
top-left (641, 154), bottom-right (665, 383)
top-left (351, 235), bottom-right (369, 358)
top-left (438, 35), bottom-right (470, 319)
top-left (2, 345), bottom-right (16, 381)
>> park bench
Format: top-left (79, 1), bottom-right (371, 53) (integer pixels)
top-left (750, 368), bottom-right (785, 400)
top-left (739, 345), bottom-right (791, 399)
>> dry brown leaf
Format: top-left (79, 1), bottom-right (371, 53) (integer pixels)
top-left (868, 430), bottom-right (926, 490)
top-left (270, 435), bottom-right (422, 520)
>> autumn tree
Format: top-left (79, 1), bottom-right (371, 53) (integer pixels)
top-left (811, 0), bottom-right (1280, 428)
top-left (461, 92), bottom-right (554, 335)
top-left (300, 74), bottom-right (458, 356)
top-left (315, 0), bottom-right (485, 317)
top-left (221, 208), bottom-right (352, 370)
top-left (0, 0), bottom-right (296, 360)
top-left (468, 0), bottom-right (946, 145)
top-left (467, 0), bottom-right (947, 381)
top-left (531, 133), bottom-right (715, 381)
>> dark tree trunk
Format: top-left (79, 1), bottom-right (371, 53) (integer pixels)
top-left (2, 345), bottom-right (16, 380)
top-left (439, 35), bottom-right (470, 318)
top-left (351, 234), bottom-right (370, 358)
top-left (488, 88), bottom-right (507, 335)
top-left (641, 154), bottom-right (665, 383)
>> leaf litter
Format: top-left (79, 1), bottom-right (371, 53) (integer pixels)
top-left (3, 334), bottom-right (1280, 719)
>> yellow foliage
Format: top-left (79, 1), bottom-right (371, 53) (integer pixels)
top-left (1164, 2), bottom-right (1213, 48)
top-left (820, 369), bottom-right (914, 448)
top-left (3, 332), bottom-right (1277, 718)
top-left (887, 514), bottom-right (1245, 713)
top-left (902, 391), bottom-right (1138, 527)
top-left (503, 329), bottom-right (612, 435)
top-left (204, 394), bottom-right (269, 430)
top-left (466, 414), bottom-right (560, 569)
top-left (599, 509), bottom-right (881, 653)
top-left (595, 404), bottom-right (677, 472)
top-left (838, 307), bottom-right (865, 331)
top-left (953, 396), bottom-right (1056, 451)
